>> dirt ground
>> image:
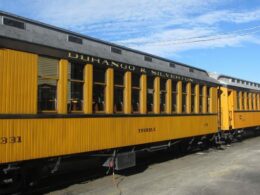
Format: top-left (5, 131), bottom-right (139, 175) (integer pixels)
top-left (48, 136), bottom-right (260, 195)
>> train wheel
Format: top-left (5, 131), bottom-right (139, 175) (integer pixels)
top-left (0, 167), bottom-right (25, 194)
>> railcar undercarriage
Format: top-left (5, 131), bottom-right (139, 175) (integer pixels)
top-left (0, 132), bottom-right (230, 194)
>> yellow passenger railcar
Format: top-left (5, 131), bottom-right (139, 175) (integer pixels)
top-left (0, 12), bottom-right (220, 192)
top-left (211, 74), bottom-right (260, 141)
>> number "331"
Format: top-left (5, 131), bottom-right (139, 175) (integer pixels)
top-left (0, 136), bottom-right (22, 144)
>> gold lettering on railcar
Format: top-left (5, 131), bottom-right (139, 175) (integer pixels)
top-left (0, 136), bottom-right (22, 144)
top-left (68, 52), bottom-right (194, 82)
top-left (140, 68), bottom-right (147, 73)
top-left (138, 128), bottom-right (156, 133)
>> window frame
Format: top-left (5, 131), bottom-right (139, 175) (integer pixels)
top-left (38, 57), bottom-right (59, 113)
top-left (132, 73), bottom-right (141, 113)
top-left (172, 80), bottom-right (178, 113)
top-left (182, 82), bottom-right (187, 113)
top-left (114, 70), bottom-right (125, 114)
top-left (93, 66), bottom-right (106, 113)
top-left (160, 78), bottom-right (167, 113)
top-left (68, 62), bottom-right (85, 113)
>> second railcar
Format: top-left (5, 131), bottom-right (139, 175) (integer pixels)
top-left (210, 74), bottom-right (260, 141)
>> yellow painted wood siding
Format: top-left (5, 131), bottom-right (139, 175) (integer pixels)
top-left (105, 68), bottom-right (114, 114)
top-left (186, 83), bottom-right (191, 113)
top-left (220, 87), bottom-right (229, 130)
top-left (234, 111), bottom-right (260, 129)
top-left (202, 86), bottom-right (207, 113)
top-left (0, 115), bottom-right (218, 164)
top-left (220, 88), bottom-right (260, 131)
top-left (83, 64), bottom-right (93, 114)
top-left (124, 71), bottom-right (132, 114)
top-left (195, 84), bottom-right (200, 113)
top-left (177, 81), bottom-right (182, 113)
top-left (166, 79), bottom-right (172, 114)
top-left (0, 49), bottom-right (37, 114)
top-left (211, 87), bottom-right (218, 113)
top-left (140, 75), bottom-right (147, 114)
top-left (57, 59), bottom-right (68, 114)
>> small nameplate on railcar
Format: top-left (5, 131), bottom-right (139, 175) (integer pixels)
top-left (0, 136), bottom-right (22, 144)
top-left (138, 128), bottom-right (156, 133)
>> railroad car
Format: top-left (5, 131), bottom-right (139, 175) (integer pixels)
top-left (210, 74), bottom-right (260, 142)
top-left (1, 11), bottom-right (260, 194)
top-left (0, 11), bottom-right (220, 193)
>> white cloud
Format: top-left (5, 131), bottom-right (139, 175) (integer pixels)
top-left (194, 9), bottom-right (260, 25)
top-left (34, 0), bottom-right (219, 26)
top-left (117, 27), bottom-right (259, 56)
top-left (15, 0), bottom-right (260, 56)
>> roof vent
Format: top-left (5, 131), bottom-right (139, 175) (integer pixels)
top-left (169, 63), bottom-right (176, 68)
top-left (68, 35), bottom-right (83, 44)
top-left (144, 56), bottom-right (152, 62)
top-left (189, 68), bottom-right (194, 73)
top-left (111, 47), bottom-right (122, 54)
top-left (3, 17), bottom-right (25, 29)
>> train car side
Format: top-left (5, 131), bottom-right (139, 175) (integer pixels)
top-left (213, 75), bottom-right (260, 141)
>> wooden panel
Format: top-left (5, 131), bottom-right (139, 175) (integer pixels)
top-left (166, 79), bottom-right (172, 114)
top-left (83, 64), bottom-right (93, 114)
top-left (202, 86), bottom-right (207, 113)
top-left (195, 84), bottom-right (199, 113)
top-left (177, 81), bottom-right (182, 113)
top-left (124, 71), bottom-right (132, 114)
top-left (234, 111), bottom-right (260, 129)
top-left (248, 93), bottom-right (252, 110)
top-left (140, 75), bottom-right (147, 114)
top-left (244, 92), bottom-right (248, 110)
top-left (57, 59), bottom-right (68, 114)
top-left (186, 82), bottom-right (191, 113)
top-left (211, 87), bottom-right (218, 113)
top-left (0, 49), bottom-right (37, 114)
top-left (256, 93), bottom-right (260, 110)
top-left (0, 115), bottom-right (218, 164)
top-left (220, 87), bottom-right (229, 130)
top-left (105, 68), bottom-right (114, 114)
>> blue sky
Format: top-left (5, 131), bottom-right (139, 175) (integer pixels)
top-left (0, 0), bottom-right (260, 82)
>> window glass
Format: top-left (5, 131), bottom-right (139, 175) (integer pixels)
top-left (199, 85), bottom-right (204, 113)
top-left (68, 63), bottom-right (84, 112)
top-left (114, 70), bottom-right (124, 113)
top-left (252, 93), bottom-right (255, 110)
top-left (38, 57), bottom-right (59, 112)
top-left (93, 66), bottom-right (106, 112)
top-left (160, 79), bottom-right (167, 113)
top-left (241, 92), bottom-right (245, 110)
top-left (247, 93), bottom-right (250, 110)
top-left (147, 76), bottom-right (154, 113)
top-left (132, 73), bottom-right (140, 113)
top-left (172, 80), bottom-right (177, 113)
top-left (237, 91), bottom-right (241, 110)
top-left (207, 87), bottom-right (211, 113)
top-left (256, 94), bottom-right (259, 110)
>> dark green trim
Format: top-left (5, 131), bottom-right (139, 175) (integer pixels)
top-left (234, 110), bottom-right (260, 113)
top-left (0, 113), bottom-right (218, 120)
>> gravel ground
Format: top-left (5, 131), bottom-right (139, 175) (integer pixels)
top-left (48, 136), bottom-right (260, 195)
